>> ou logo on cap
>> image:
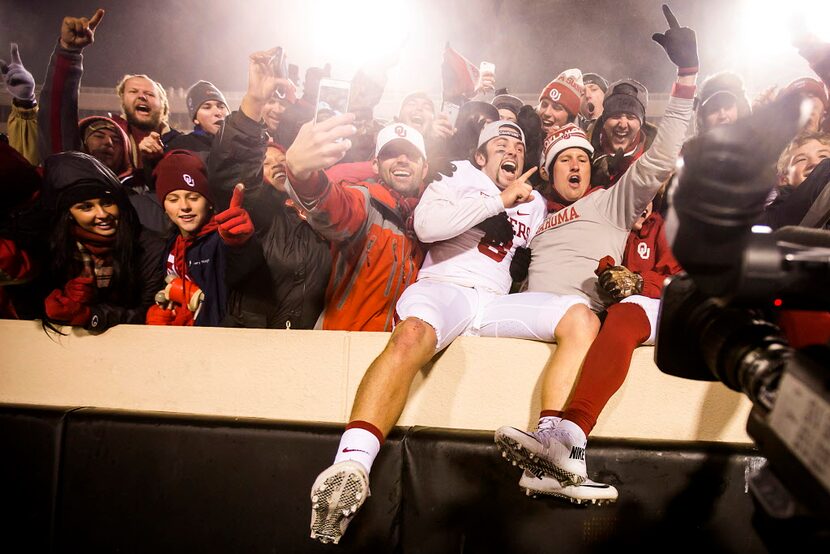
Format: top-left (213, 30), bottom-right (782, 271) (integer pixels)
top-left (394, 125), bottom-right (407, 138)
top-left (182, 174), bottom-right (195, 187)
top-left (548, 89), bottom-right (561, 102)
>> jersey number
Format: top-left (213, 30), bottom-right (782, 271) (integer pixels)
top-left (478, 237), bottom-right (513, 263)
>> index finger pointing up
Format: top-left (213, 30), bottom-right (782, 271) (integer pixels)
top-left (88, 9), bottom-right (105, 31)
top-left (230, 183), bottom-right (245, 208)
top-left (518, 166), bottom-right (538, 183)
top-left (662, 4), bottom-right (680, 29)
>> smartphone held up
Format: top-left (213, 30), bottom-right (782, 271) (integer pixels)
top-left (314, 79), bottom-right (351, 124)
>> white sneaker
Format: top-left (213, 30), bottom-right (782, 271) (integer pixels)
top-left (518, 470), bottom-right (618, 505)
top-left (495, 423), bottom-right (588, 486)
top-left (309, 460), bottom-right (370, 544)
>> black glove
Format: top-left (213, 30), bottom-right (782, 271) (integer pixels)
top-left (510, 246), bottom-right (531, 283)
top-left (651, 4), bottom-right (698, 74)
top-left (475, 212), bottom-right (514, 246)
top-left (425, 158), bottom-right (457, 185)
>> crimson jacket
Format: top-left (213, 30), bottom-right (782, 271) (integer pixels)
top-left (286, 170), bottom-right (423, 331)
top-left (622, 212), bottom-right (681, 299)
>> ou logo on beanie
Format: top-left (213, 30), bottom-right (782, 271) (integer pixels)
top-left (153, 149), bottom-right (213, 205)
top-left (548, 89), bottom-right (561, 102)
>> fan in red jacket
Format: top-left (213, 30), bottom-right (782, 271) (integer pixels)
top-left (563, 197), bottom-right (681, 448)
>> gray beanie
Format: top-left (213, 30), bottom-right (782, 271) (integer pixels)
top-left (602, 79), bottom-right (648, 124)
top-left (185, 80), bottom-right (228, 121)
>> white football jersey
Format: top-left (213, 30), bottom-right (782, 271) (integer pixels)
top-left (414, 160), bottom-right (546, 294)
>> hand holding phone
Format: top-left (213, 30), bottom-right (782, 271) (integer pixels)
top-left (477, 61), bottom-right (496, 98)
top-left (441, 101), bottom-right (460, 128)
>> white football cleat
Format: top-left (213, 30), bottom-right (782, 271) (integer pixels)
top-left (309, 460), bottom-right (370, 544)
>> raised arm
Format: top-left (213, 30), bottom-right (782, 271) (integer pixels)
top-left (602, 4), bottom-right (698, 230)
top-left (37, 9), bottom-right (105, 162)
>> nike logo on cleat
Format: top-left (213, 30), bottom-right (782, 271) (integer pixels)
top-left (569, 446), bottom-right (585, 461)
top-left (342, 447), bottom-right (369, 454)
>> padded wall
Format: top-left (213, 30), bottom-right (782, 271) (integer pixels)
top-left (0, 404), bottom-right (774, 553)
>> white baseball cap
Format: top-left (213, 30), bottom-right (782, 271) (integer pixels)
top-left (375, 123), bottom-right (427, 159)
top-left (477, 120), bottom-right (525, 150)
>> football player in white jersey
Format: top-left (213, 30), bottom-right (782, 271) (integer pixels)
top-left (308, 121), bottom-right (545, 545)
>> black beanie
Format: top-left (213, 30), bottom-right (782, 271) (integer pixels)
top-left (603, 79), bottom-right (648, 124)
top-left (583, 73), bottom-right (609, 94)
top-left (185, 80), bottom-right (228, 121)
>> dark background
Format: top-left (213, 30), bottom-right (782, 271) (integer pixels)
top-left (0, 0), bottom-right (818, 97)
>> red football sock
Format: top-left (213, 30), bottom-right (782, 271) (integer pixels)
top-left (563, 303), bottom-right (651, 436)
top-left (540, 409), bottom-right (563, 418)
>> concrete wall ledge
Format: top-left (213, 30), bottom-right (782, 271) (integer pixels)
top-left (0, 319), bottom-right (752, 443)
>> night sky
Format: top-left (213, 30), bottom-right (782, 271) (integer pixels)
top-left (0, 0), bottom-right (818, 97)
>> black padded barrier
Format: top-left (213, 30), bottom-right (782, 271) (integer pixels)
top-left (0, 404), bottom-right (775, 553)
top-left (401, 427), bottom-right (766, 553)
top-left (0, 404), bottom-right (74, 553)
top-left (54, 410), bottom-right (403, 553)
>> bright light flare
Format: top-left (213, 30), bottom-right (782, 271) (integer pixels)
top-left (308, 0), bottom-right (414, 78)
top-left (739, 0), bottom-right (830, 59)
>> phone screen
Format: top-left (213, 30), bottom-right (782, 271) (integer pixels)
top-left (315, 79), bottom-right (351, 124)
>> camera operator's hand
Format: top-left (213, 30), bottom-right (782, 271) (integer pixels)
top-left (59, 9), bottom-right (104, 51)
top-left (286, 112), bottom-right (355, 181)
top-left (651, 4), bottom-right (698, 75)
top-left (598, 265), bottom-right (644, 300)
top-left (242, 47), bottom-right (297, 122)
top-left (0, 43), bottom-right (35, 105)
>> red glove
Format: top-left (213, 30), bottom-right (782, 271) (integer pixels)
top-left (0, 238), bottom-right (33, 283)
top-left (216, 184), bottom-right (254, 246)
top-left (172, 306), bottom-right (195, 326)
top-left (595, 255), bottom-right (616, 276)
top-left (64, 276), bottom-right (96, 303)
top-left (146, 304), bottom-right (176, 325)
top-left (44, 288), bottom-right (91, 326)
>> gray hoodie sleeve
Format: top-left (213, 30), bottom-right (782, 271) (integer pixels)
top-left (597, 94), bottom-right (694, 231)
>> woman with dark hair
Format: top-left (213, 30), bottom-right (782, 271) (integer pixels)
top-left (41, 151), bottom-right (165, 333)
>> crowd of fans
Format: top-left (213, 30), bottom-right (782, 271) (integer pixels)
top-left (2, 4), bottom-right (830, 545)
